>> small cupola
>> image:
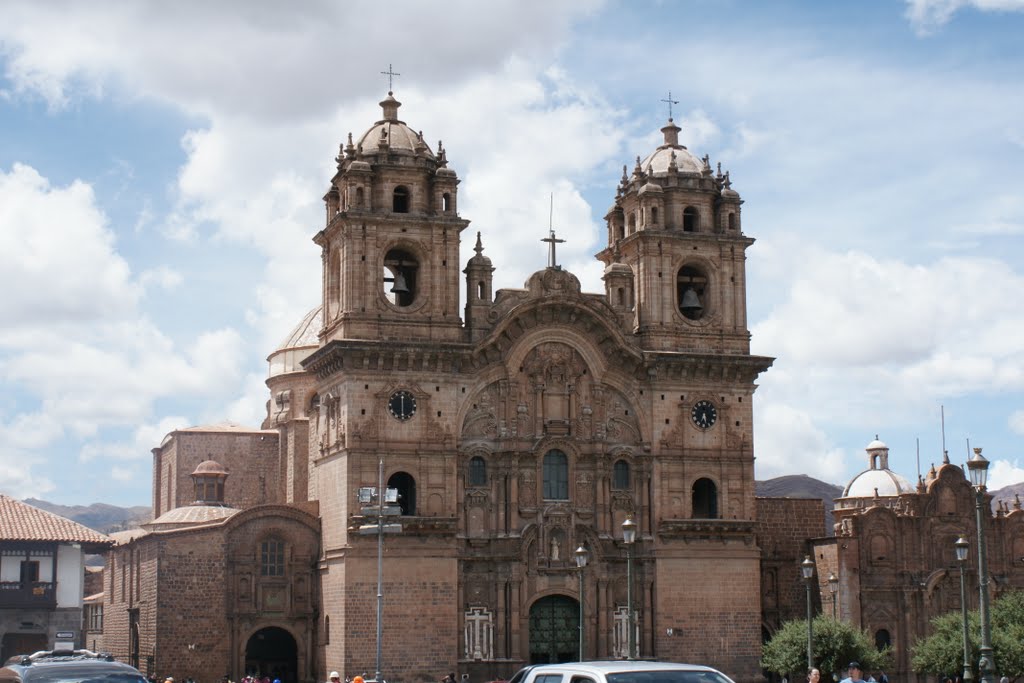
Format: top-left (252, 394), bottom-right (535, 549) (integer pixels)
top-left (192, 459), bottom-right (229, 505)
top-left (380, 91), bottom-right (401, 122)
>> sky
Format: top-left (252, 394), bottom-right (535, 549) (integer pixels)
top-left (2, 0), bottom-right (1024, 507)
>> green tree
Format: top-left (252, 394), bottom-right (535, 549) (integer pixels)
top-left (912, 590), bottom-right (1024, 680)
top-left (762, 616), bottom-right (891, 680)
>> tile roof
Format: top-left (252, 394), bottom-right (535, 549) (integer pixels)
top-left (0, 495), bottom-right (113, 546)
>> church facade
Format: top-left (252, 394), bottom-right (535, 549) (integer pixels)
top-left (102, 92), bottom-right (774, 683)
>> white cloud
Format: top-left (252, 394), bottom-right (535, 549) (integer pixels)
top-left (0, 163), bottom-right (139, 334)
top-left (905, 0), bottom-right (1024, 34)
top-left (753, 402), bottom-right (847, 483)
top-left (988, 458), bottom-right (1024, 490)
top-left (139, 266), bottom-right (184, 291)
top-left (1009, 410), bottom-right (1024, 435)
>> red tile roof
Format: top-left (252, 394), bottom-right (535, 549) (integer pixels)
top-left (0, 495), bottom-right (113, 547)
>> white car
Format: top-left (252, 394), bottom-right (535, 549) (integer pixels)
top-left (517, 661), bottom-right (737, 683)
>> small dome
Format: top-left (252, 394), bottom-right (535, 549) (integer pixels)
top-left (867, 438), bottom-right (888, 451)
top-left (192, 460), bottom-right (228, 476)
top-left (843, 469), bottom-right (914, 498)
top-left (722, 186), bottom-right (740, 199)
top-left (436, 167), bottom-right (457, 178)
top-left (638, 182), bottom-right (663, 195)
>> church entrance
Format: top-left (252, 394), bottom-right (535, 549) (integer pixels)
top-left (528, 595), bottom-right (579, 664)
top-left (244, 627), bottom-right (297, 683)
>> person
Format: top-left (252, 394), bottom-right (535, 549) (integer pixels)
top-left (879, 673), bottom-right (888, 683)
top-left (840, 663), bottom-right (866, 683)
top-left (353, 676), bottom-right (364, 683)
top-left (329, 673), bottom-right (341, 683)
top-left (443, 674), bottom-right (456, 683)
top-left (809, 669), bottom-right (821, 683)
top-left (999, 677), bottom-right (1009, 683)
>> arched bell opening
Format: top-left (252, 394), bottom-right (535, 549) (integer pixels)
top-left (383, 248), bottom-right (418, 307)
top-left (677, 265), bottom-right (708, 320)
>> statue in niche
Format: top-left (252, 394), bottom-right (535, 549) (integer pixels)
top-left (550, 537), bottom-right (561, 561)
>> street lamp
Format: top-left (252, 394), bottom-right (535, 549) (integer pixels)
top-left (801, 556), bottom-right (815, 670)
top-left (828, 572), bottom-right (839, 619)
top-left (955, 536), bottom-right (974, 683)
top-left (575, 545), bottom-right (589, 660)
top-left (623, 517), bottom-right (637, 659)
top-left (966, 448), bottom-right (996, 683)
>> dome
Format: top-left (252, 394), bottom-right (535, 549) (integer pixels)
top-left (144, 504), bottom-right (239, 530)
top-left (275, 305), bottom-right (322, 352)
top-left (843, 468), bottom-right (914, 498)
top-left (637, 119), bottom-right (704, 175)
top-left (465, 232), bottom-right (492, 268)
top-left (604, 262), bottom-right (632, 276)
top-left (638, 182), bottom-right (663, 195)
top-left (866, 438), bottom-right (888, 451)
top-left (355, 92), bottom-right (435, 159)
top-left (192, 459), bottom-right (228, 476)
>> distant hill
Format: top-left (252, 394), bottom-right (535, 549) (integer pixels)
top-left (756, 475), bottom-right (844, 534)
top-left (22, 498), bottom-right (151, 533)
top-left (992, 481), bottom-right (1024, 511)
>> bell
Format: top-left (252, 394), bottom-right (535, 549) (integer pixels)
top-left (680, 287), bottom-right (702, 313)
top-left (390, 271), bottom-right (409, 294)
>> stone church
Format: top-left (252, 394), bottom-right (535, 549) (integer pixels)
top-left (103, 90), bottom-right (778, 683)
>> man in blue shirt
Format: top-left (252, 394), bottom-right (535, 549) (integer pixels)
top-left (841, 662), bottom-right (867, 683)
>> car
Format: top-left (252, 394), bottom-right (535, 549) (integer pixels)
top-left (517, 661), bottom-right (737, 683)
top-left (0, 649), bottom-right (147, 683)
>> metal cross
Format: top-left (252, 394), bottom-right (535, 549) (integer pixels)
top-left (541, 193), bottom-right (565, 268)
top-left (381, 64), bottom-right (401, 92)
top-left (661, 91), bottom-right (679, 120)
top-left (542, 229), bottom-right (565, 269)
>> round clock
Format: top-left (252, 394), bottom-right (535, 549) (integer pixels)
top-left (691, 399), bottom-right (717, 430)
top-left (387, 390), bottom-right (417, 421)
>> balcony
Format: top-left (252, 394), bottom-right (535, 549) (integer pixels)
top-left (0, 581), bottom-right (56, 609)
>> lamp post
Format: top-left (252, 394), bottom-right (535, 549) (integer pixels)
top-left (966, 448), bottom-right (995, 683)
top-left (576, 545), bottom-right (589, 660)
top-left (955, 536), bottom-right (974, 683)
top-left (828, 572), bottom-right (839, 619)
top-left (623, 517), bottom-right (637, 659)
top-left (801, 556), bottom-right (816, 670)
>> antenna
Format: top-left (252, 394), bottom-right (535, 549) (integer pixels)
top-left (940, 405), bottom-right (947, 462)
top-left (916, 437), bottom-right (921, 483)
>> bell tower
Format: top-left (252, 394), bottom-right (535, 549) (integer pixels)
top-left (597, 116), bottom-right (749, 353)
top-left (315, 92), bottom-right (470, 343)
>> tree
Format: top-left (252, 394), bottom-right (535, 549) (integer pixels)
top-left (912, 590), bottom-right (1024, 680)
top-left (763, 616), bottom-right (891, 680)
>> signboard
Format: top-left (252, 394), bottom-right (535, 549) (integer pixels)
top-left (55, 631), bottom-right (75, 640)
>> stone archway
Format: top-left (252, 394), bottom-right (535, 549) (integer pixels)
top-left (528, 595), bottom-right (579, 664)
top-left (244, 627), bottom-right (297, 683)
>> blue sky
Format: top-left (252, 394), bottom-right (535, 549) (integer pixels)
top-left (2, 0), bottom-right (1024, 507)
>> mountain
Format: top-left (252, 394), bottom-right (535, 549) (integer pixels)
top-left (756, 475), bottom-right (844, 533)
top-left (22, 498), bottom-right (151, 533)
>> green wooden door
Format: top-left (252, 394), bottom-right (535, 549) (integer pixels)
top-left (529, 595), bottom-right (579, 664)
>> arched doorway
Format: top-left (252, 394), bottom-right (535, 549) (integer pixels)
top-left (244, 627), bottom-right (297, 683)
top-left (529, 595), bottom-right (579, 664)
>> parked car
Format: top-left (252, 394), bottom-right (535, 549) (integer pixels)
top-left (0, 649), bottom-right (147, 683)
top-left (516, 661), bottom-right (736, 683)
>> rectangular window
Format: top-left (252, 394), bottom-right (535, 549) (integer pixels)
top-left (261, 540), bottom-right (285, 577)
top-left (20, 560), bottom-right (39, 584)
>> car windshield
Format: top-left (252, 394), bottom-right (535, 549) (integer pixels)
top-left (29, 672), bottom-right (146, 683)
top-left (607, 671), bottom-right (733, 683)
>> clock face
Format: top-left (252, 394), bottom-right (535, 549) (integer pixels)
top-left (388, 390), bottom-right (417, 421)
top-left (691, 399), bottom-right (718, 430)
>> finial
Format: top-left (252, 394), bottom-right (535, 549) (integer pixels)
top-left (942, 449), bottom-right (950, 465)
top-left (541, 193), bottom-right (566, 269)
top-left (474, 231), bottom-right (484, 256)
top-left (621, 164), bottom-right (628, 183)
top-left (381, 63), bottom-right (401, 92)
top-left (1015, 493), bottom-right (1021, 510)
top-left (723, 171), bottom-right (732, 189)
top-left (668, 151), bottom-right (678, 172)
top-left (661, 90), bottom-right (680, 121)
top-left (345, 132), bottom-right (355, 157)
top-left (716, 161), bottom-right (722, 179)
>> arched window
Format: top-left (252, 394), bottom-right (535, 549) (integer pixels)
top-left (612, 460), bottom-right (630, 490)
top-left (617, 223), bottom-right (624, 240)
top-left (477, 281), bottom-right (485, 299)
top-left (393, 186), bottom-right (410, 213)
top-left (543, 450), bottom-right (569, 500)
top-left (355, 186), bottom-right (364, 208)
top-left (388, 471), bottom-right (416, 515)
top-left (651, 207), bottom-right (658, 225)
top-left (692, 478), bottom-right (718, 518)
top-left (875, 629), bottom-right (891, 651)
top-left (628, 213), bottom-right (637, 235)
top-left (383, 248), bottom-right (418, 307)
top-left (683, 206), bottom-right (699, 232)
top-left (261, 538), bottom-right (285, 576)
top-left (728, 212), bottom-right (736, 231)
top-left (442, 192), bottom-right (451, 212)
top-left (469, 456), bottom-right (487, 486)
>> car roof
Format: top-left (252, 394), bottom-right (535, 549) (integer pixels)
top-left (526, 662), bottom-right (723, 675)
